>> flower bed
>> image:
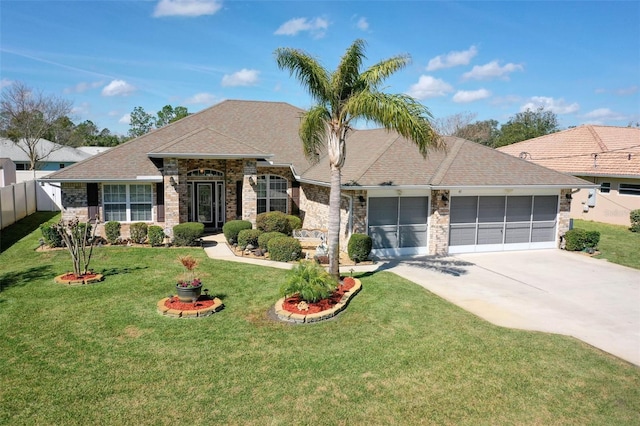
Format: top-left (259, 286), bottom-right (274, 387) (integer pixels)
top-left (274, 277), bottom-right (361, 324)
top-left (157, 296), bottom-right (223, 318)
top-left (54, 273), bottom-right (104, 285)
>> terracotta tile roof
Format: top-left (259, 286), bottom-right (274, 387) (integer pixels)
top-left (497, 125), bottom-right (640, 178)
top-left (43, 99), bottom-right (591, 189)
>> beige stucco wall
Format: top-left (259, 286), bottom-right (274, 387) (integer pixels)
top-left (570, 177), bottom-right (640, 226)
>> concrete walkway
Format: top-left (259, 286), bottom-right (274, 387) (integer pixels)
top-left (203, 234), bottom-right (640, 366)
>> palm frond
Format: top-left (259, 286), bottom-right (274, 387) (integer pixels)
top-left (331, 39), bottom-right (367, 104)
top-left (360, 54), bottom-right (411, 88)
top-left (299, 105), bottom-right (330, 162)
top-left (274, 47), bottom-right (331, 103)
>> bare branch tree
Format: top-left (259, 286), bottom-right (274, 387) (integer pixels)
top-left (432, 112), bottom-right (477, 136)
top-left (0, 81), bottom-right (73, 172)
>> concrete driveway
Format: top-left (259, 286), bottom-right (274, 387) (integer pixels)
top-left (381, 250), bottom-right (640, 366)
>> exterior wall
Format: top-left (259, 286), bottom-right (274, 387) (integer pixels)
top-left (570, 176), bottom-right (640, 226)
top-left (559, 189), bottom-right (572, 240)
top-left (299, 183), bottom-right (352, 249)
top-left (429, 189), bottom-right (450, 255)
top-left (61, 182), bottom-right (90, 223)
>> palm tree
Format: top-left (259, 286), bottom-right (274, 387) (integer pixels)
top-left (275, 39), bottom-right (441, 281)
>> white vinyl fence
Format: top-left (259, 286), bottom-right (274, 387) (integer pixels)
top-left (0, 180), bottom-right (60, 230)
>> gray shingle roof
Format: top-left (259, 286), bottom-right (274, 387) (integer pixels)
top-left (44, 100), bottom-right (592, 188)
top-left (0, 138), bottom-right (92, 163)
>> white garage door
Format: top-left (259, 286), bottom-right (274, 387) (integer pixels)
top-left (368, 196), bottom-right (429, 256)
top-left (449, 195), bottom-right (558, 253)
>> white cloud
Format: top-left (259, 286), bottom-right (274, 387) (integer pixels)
top-left (274, 17), bottom-right (329, 38)
top-left (1, 78), bottom-right (13, 89)
top-left (427, 46), bottom-right (478, 71)
top-left (119, 114), bottom-right (131, 125)
top-left (356, 17), bottom-right (369, 31)
top-left (490, 95), bottom-right (522, 106)
top-left (407, 75), bottom-right (453, 100)
top-left (184, 92), bottom-right (218, 104)
top-left (616, 85), bottom-right (638, 96)
top-left (583, 108), bottom-right (628, 121)
top-left (452, 89), bottom-right (491, 103)
top-left (64, 81), bottom-right (103, 94)
top-left (521, 96), bottom-right (579, 114)
top-left (153, 0), bottom-right (222, 17)
top-left (102, 80), bottom-right (136, 97)
top-left (221, 69), bottom-right (260, 87)
top-left (462, 60), bottom-right (523, 81)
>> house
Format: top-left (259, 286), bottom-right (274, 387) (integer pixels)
top-left (497, 126), bottom-right (640, 227)
top-left (43, 100), bottom-right (593, 256)
top-left (0, 138), bottom-right (94, 184)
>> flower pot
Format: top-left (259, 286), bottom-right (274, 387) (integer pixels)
top-left (175, 285), bottom-right (203, 302)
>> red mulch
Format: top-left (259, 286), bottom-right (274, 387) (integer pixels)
top-left (282, 277), bottom-right (356, 315)
top-left (164, 297), bottom-right (215, 310)
top-left (59, 273), bottom-right (100, 281)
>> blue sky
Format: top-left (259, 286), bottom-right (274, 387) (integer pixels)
top-left (2, 0), bottom-right (638, 135)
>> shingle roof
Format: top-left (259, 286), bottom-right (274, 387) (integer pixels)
top-left (301, 131), bottom-right (591, 188)
top-left (0, 138), bottom-right (92, 163)
top-left (497, 125), bottom-right (640, 178)
top-left (43, 99), bottom-right (592, 188)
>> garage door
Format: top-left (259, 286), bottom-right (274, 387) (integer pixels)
top-left (368, 196), bottom-right (429, 256)
top-left (449, 195), bottom-right (558, 253)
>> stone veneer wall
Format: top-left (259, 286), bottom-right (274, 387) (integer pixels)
top-left (61, 182), bottom-right (91, 223)
top-left (428, 189), bottom-right (450, 255)
top-left (558, 189), bottom-right (572, 243)
top-left (299, 183), bottom-right (356, 249)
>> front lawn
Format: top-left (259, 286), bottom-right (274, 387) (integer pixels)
top-left (573, 219), bottom-right (640, 270)
top-left (1, 214), bottom-right (639, 425)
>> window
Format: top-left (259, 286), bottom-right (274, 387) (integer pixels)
top-left (619, 183), bottom-right (640, 196)
top-left (103, 184), bottom-right (152, 222)
top-left (256, 175), bottom-right (288, 214)
top-left (15, 163), bottom-right (27, 170)
top-left (599, 182), bottom-right (611, 193)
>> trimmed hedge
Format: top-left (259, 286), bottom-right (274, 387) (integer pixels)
top-left (148, 225), bottom-right (165, 247)
top-left (286, 215), bottom-right (302, 231)
top-left (564, 228), bottom-right (600, 251)
top-left (222, 220), bottom-right (252, 244)
top-left (130, 222), bottom-right (148, 244)
top-left (256, 211), bottom-right (291, 235)
top-left (238, 229), bottom-right (262, 249)
top-left (173, 222), bottom-right (205, 246)
top-left (631, 209), bottom-right (640, 232)
top-left (40, 223), bottom-right (63, 248)
top-left (348, 233), bottom-right (372, 262)
top-left (267, 236), bottom-right (302, 262)
top-left (257, 231), bottom-right (286, 250)
top-left (104, 221), bottom-right (121, 244)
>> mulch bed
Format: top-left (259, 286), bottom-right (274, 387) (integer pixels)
top-left (164, 296), bottom-right (216, 310)
top-left (281, 277), bottom-right (356, 315)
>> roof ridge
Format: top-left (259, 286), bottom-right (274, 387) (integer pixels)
top-left (150, 126), bottom-right (271, 156)
top-left (429, 137), bottom-right (465, 185)
top-left (587, 125), bottom-right (609, 152)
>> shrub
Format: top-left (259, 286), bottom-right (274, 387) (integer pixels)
top-left (631, 209), bottom-right (640, 232)
top-left (238, 229), bottom-right (262, 249)
top-left (280, 261), bottom-right (336, 303)
top-left (40, 223), bottom-right (63, 248)
top-left (348, 233), bottom-right (372, 262)
top-left (267, 236), bottom-right (302, 262)
top-left (256, 211), bottom-right (291, 235)
top-left (173, 222), bottom-right (205, 246)
top-left (104, 221), bottom-right (121, 244)
top-left (564, 228), bottom-right (600, 251)
top-left (222, 220), bottom-right (252, 244)
top-left (257, 231), bottom-right (286, 250)
top-left (148, 225), bottom-right (165, 247)
top-left (130, 222), bottom-right (148, 244)
top-left (286, 215), bottom-right (302, 231)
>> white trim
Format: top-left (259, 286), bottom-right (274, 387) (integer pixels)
top-left (448, 241), bottom-right (556, 254)
top-left (372, 246), bottom-right (429, 257)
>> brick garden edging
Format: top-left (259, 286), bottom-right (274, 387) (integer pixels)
top-left (274, 278), bottom-right (362, 324)
top-left (157, 297), bottom-right (224, 318)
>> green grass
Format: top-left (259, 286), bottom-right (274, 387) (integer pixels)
top-left (573, 219), bottom-right (640, 270)
top-left (1, 214), bottom-right (639, 425)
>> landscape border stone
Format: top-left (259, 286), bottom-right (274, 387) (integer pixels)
top-left (157, 297), bottom-right (224, 318)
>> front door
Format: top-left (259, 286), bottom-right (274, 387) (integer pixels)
top-left (197, 183), bottom-right (214, 227)
top-left (191, 182), bottom-right (225, 229)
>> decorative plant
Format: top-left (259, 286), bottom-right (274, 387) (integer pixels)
top-left (280, 261), bottom-right (335, 303)
top-left (55, 216), bottom-right (100, 277)
top-left (176, 255), bottom-right (202, 288)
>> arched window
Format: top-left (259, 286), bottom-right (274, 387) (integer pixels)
top-left (186, 169), bottom-right (224, 179)
top-left (256, 175), bottom-right (288, 214)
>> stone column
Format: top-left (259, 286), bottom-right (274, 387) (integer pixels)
top-left (163, 158), bottom-right (180, 236)
top-left (428, 189), bottom-right (450, 255)
top-left (558, 189), bottom-right (572, 246)
top-left (241, 160), bottom-right (258, 226)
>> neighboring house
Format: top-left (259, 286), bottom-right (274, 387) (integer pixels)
top-left (0, 158), bottom-right (16, 187)
top-left (0, 138), bottom-right (93, 183)
top-left (497, 126), bottom-right (640, 226)
top-left (43, 100), bottom-right (593, 256)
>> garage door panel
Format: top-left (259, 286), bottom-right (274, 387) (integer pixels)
top-left (531, 221), bottom-right (556, 242)
top-left (505, 222), bottom-right (530, 243)
top-left (477, 223), bottom-right (504, 245)
top-left (369, 198), bottom-right (398, 226)
top-left (450, 224), bottom-right (476, 246)
top-left (399, 224), bottom-right (427, 248)
top-left (370, 225), bottom-right (397, 249)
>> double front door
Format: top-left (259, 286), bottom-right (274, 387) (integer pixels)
top-left (188, 182), bottom-right (225, 228)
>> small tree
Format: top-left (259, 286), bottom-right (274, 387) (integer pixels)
top-left (55, 216), bottom-right (100, 277)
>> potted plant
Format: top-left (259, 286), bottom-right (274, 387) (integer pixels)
top-left (175, 255), bottom-right (203, 302)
